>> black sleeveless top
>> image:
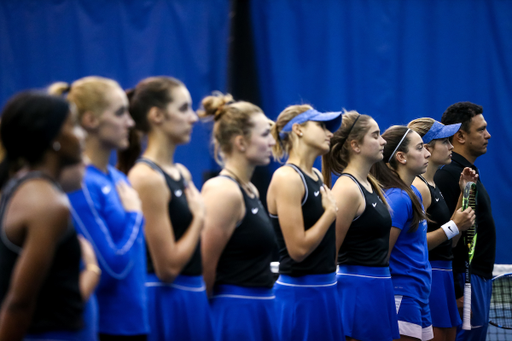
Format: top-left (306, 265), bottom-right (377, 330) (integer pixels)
top-left (138, 158), bottom-right (202, 276)
top-left (271, 164), bottom-right (336, 277)
top-left (215, 175), bottom-right (276, 288)
top-left (418, 176), bottom-right (453, 261)
top-left (337, 174), bottom-right (392, 267)
top-left (0, 172), bottom-right (83, 333)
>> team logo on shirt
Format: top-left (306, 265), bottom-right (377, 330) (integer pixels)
top-left (174, 189), bottom-right (183, 197)
top-left (435, 198), bottom-right (440, 202)
top-left (102, 186), bottom-right (111, 194)
top-left (314, 191), bottom-right (320, 197)
top-left (372, 202), bottom-right (377, 207)
top-left (251, 208), bottom-right (259, 214)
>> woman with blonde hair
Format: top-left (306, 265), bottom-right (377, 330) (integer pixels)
top-left (50, 77), bottom-right (149, 340)
top-left (322, 111), bottom-right (399, 341)
top-left (120, 76), bottom-right (214, 341)
top-left (267, 105), bottom-right (343, 341)
top-left (200, 93), bottom-right (278, 341)
top-left (408, 118), bottom-right (476, 341)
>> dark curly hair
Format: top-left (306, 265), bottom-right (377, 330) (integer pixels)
top-left (441, 102), bottom-right (483, 136)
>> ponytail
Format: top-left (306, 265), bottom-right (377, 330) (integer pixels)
top-left (271, 104), bottom-right (312, 162)
top-left (117, 129), bottom-right (142, 175)
top-left (198, 92), bottom-right (262, 165)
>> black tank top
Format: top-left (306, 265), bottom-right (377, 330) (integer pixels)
top-left (418, 176), bottom-right (453, 261)
top-left (138, 159), bottom-right (202, 276)
top-left (0, 172), bottom-right (83, 333)
top-left (271, 164), bottom-right (336, 276)
top-left (337, 174), bottom-right (392, 267)
top-left (215, 175), bottom-right (276, 288)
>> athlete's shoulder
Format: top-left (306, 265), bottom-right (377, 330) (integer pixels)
top-left (202, 175), bottom-right (241, 198)
top-left (82, 164), bottom-right (110, 188)
top-left (271, 165), bottom-right (303, 185)
top-left (385, 187), bottom-right (412, 208)
top-left (128, 162), bottom-right (166, 190)
top-left (410, 185), bottom-right (423, 203)
top-left (175, 163), bottom-right (192, 183)
top-left (332, 175), bottom-right (362, 198)
top-left (107, 165), bottom-right (129, 182)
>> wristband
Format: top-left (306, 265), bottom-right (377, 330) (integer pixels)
top-left (85, 263), bottom-right (102, 276)
top-left (441, 220), bottom-right (459, 240)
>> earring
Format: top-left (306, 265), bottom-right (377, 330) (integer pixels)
top-left (299, 133), bottom-right (303, 137)
top-left (403, 160), bottom-right (407, 164)
top-left (240, 147), bottom-right (245, 152)
top-left (53, 141), bottom-right (61, 151)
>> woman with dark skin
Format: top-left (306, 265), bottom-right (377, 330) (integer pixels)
top-left (0, 92), bottom-right (96, 340)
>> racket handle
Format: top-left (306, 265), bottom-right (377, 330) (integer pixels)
top-left (462, 283), bottom-right (472, 330)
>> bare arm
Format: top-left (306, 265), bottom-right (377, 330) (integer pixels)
top-left (331, 177), bottom-right (364, 257)
top-left (78, 236), bottom-right (100, 300)
top-left (412, 177), bottom-right (431, 211)
top-left (267, 167), bottom-right (337, 263)
top-left (387, 227), bottom-right (401, 263)
top-left (201, 178), bottom-right (242, 296)
top-left (129, 164), bottom-right (204, 283)
top-left (0, 181), bottom-right (70, 340)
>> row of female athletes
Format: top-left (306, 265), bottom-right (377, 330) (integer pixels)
top-left (0, 75), bottom-right (477, 341)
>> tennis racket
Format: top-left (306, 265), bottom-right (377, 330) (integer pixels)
top-left (461, 181), bottom-right (477, 330)
top-left (489, 273), bottom-right (512, 330)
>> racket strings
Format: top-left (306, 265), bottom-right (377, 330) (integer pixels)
top-left (490, 275), bottom-right (512, 329)
top-left (465, 186), bottom-right (477, 251)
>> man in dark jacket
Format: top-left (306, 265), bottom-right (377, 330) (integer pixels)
top-left (434, 101), bottom-right (494, 341)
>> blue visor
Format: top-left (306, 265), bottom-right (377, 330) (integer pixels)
top-left (422, 120), bottom-right (461, 144)
top-left (279, 109), bottom-right (342, 139)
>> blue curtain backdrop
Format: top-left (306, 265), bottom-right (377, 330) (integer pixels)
top-left (1, 0), bottom-right (510, 264)
top-left (0, 0), bottom-right (231, 184)
top-left (250, 0), bottom-right (512, 264)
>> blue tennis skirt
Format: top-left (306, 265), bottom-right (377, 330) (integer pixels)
top-left (210, 284), bottom-right (278, 341)
top-left (274, 272), bottom-right (343, 341)
top-left (337, 265), bottom-right (399, 341)
top-left (429, 260), bottom-right (462, 328)
top-left (145, 273), bottom-right (214, 341)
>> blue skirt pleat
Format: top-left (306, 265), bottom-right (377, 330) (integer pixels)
top-left (210, 285), bottom-right (278, 341)
top-left (274, 272), bottom-right (343, 341)
top-left (337, 265), bottom-right (399, 341)
top-left (429, 260), bottom-right (462, 328)
top-left (146, 273), bottom-right (214, 341)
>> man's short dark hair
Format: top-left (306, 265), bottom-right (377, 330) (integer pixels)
top-left (441, 101), bottom-right (483, 133)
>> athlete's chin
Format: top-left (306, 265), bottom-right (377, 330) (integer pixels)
top-left (319, 146), bottom-right (330, 155)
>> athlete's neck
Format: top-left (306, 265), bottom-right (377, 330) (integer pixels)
top-left (287, 149), bottom-right (319, 179)
top-left (422, 162), bottom-right (441, 186)
top-left (222, 157), bottom-right (255, 186)
top-left (452, 145), bottom-right (476, 165)
top-left (84, 137), bottom-right (111, 173)
top-left (344, 158), bottom-right (373, 188)
top-left (142, 131), bottom-right (177, 173)
top-left (395, 166), bottom-right (417, 187)
top-left (28, 152), bottom-right (62, 180)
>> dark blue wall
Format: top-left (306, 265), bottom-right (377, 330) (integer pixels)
top-left (0, 0), bottom-right (231, 184)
